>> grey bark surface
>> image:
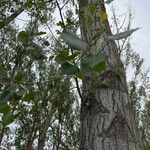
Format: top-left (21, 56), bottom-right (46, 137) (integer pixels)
top-left (79, 0), bottom-right (143, 149)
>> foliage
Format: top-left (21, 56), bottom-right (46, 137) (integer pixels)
top-left (0, 0), bottom-right (149, 150)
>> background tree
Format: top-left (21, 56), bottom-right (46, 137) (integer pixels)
top-left (0, 0), bottom-right (150, 150)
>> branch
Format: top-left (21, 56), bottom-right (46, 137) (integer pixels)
top-left (74, 76), bottom-right (83, 101)
top-left (0, 0), bottom-right (56, 30)
top-left (56, 0), bottom-right (64, 25)
top-left (0, 3), bottom-right (27, 30)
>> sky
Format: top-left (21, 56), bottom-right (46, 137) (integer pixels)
top-left (108, 0), bottom-right (150, 67)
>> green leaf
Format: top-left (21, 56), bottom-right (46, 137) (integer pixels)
top-left (15, 70), bottom-right (27, 83)
top-left (0, 86), bottom-right (17, 105)
top-left (92, 61), bottom-right (106, 72)
top-left (36, 1), bottom-right (46, 9)
top-left (105, 0), bottom-right (115, 4)
top-left (81, 64), bottom-right (93, 76)
top-left (0, 91), bottom-right (13, 105)
top-left (55, 51), bottom-right (79, 64)
top-left (33, 31), bottom-right (46, 36)
top-left (60, 63), bottom-right (80, 76)
top-left (108, 28), bottom-right (140, 40)
top-left (23, 91), bottom-right (36, 102)
top-left (27, 43), bottom-right (46, 60)
top-left (0, 104), bottom-right (10, 114)
top-left (75, 71), bottom-right (84, 80)
top-left (82, 53), bottom-right (107, 72)
top-left (0, 64), bottom-right (7, 81)
top-left (31, 49), bottom-right (45, 60)
top-left (2, 112), bottom-right (18, 127)
top-left (25, 1), bottom-right (33, 8)
top-left (55, 51), bottom-right (69, 64)
top-left (61, 28), bottom-right (87, 50)
top-left (18, 31), bottom-right (29, 43)
top-left (13, 92), bottom-right (22, 101)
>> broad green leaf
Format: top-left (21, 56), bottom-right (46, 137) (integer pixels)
top-left (0, 91), bottom-right (13, 105)
top-left (75, 72), bottom-right (84, 80)
top-left (99, 10), bottom-right (108, 22)
top-left (55, 51), bottom-right (80, 64)
top-left (27, 43), bottom-right (46, 60)
top-left (105, 0), bottom-right (115, 4)
top-left (55, 51), bottom-right (69, 64)
top-left (82, 53), bottom-right (107, 72)
top-left (18, 31), bottom-right (29, 43)
top-left (0, 104), bottom-right (10, 114)
top-left (81, 64), bottom-right (93, 76)
top-left (2, 112), bottom-right (18, 127)
top-left (60, 63), bottom-right (80, 76)
top-left (61, 28), bottom-right (87, 50)
top-left (92, 61), bottom-right (106, 72)
top-left (108, 28), bottom-right (140, 40)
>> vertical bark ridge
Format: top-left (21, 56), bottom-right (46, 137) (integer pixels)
top-left (79, 0), bottom-right (143, 149)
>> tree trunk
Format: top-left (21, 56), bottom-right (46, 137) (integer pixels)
top-left (79, 0), bottom-right (143, 149)
top-left (26, 139), bottom-right (33, 150)
top-left (37, 108), bottom-right (56, 150)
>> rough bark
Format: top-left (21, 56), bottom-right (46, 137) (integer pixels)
top-left (37, 108), bottom-right (56, 150)
top-left (79, 0), bottom-right (143, 149)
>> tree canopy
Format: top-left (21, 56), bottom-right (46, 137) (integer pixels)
top-left (0, 0), bottom-right (149, 149)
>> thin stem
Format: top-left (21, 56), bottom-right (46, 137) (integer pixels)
top-left (56, 0), bottom-right (65, 25)
top-left (70, 49), bottom-right (83, 101)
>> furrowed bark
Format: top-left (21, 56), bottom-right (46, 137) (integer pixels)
top-left (78, 0), bottom-right (143, 149)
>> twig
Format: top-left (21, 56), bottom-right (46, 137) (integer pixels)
top-left (70, 49), bottom-right (83, 101)
top-left (0, 2), bottom-right (28, 29)
top-left (61, 0), bottom-right (70, 10)
top-left (74, 76), bottom-right (83, 101)
top-left (56, 0), bottom-right (64, 25)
